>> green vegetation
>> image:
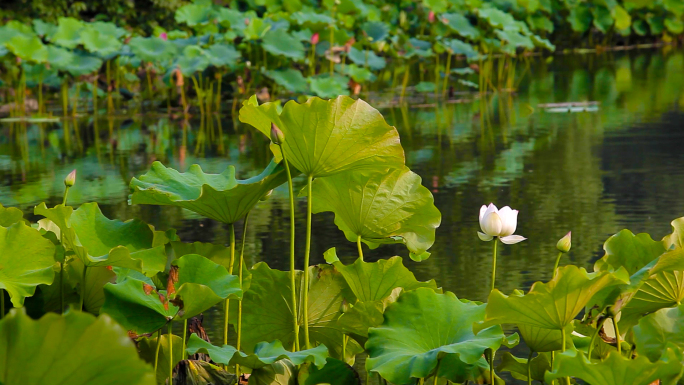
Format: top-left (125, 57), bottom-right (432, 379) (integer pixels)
top-left (0, 95), bottom-right (684, 384)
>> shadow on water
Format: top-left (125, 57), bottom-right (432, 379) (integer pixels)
top-left (1, 50), bottom-right (684, 374)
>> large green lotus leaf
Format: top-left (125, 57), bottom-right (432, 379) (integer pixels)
top-left (476, 265), bottom-right (629, 331)
top-left (497, 351), bottom-right (551, 383)
top-left (50, 17), bottom-right (84, 48)
top-left (90, 21), bottom-right (127, 39)
top-left (592, 6), bottom-right (614, 33)
top-left (495, 30), bottom-right (534, 50)
top-left (298, 358), bottom-right (361, 385)
top-left (0, 222), bottom-right (55, 307)
top-left (634, 305), bottom-right (684, 362)
top-left (34, 203), bottom-right (167, 275)
top-left (262, 31), bottom-right (305, 60)
top-left (81, 27), bottom-right (122, 56)
top-left (239, 96), bottom-right (404, 178)
top-left (129, 36), bottom-right (177, 63)
top-left (46, 46), bottom-right (75, 71)
top-left (612, 5), bottom-right (632, 30)
top-left (101, 278), bottom-right (178, 334)
top-left (290, 11), bottom-right (334, 27)
top-left (595, 229), bottom-right (665, 275)
top-left (130, 159), bottom-right (287, 224)
top-left (250, 359), bottom-right (296, 385)
top-left (185, 334), bottom-right (328, 369)
top-left (138, 333), bottom-right (184, 385)
top-left (170, 241), bottom-right (231, 270)
top-left (64, 52), bottom-right (103, 76)
top-left (362, 21), bottom-right (389, 42)
top-left (32, 19), bottom-right (57, 38)
top-left (478, 7), bottom-right (517, 29)
top-left (0, 204), bottom-right (25, 226)
top-left (65, 260), bottom-right (116, 314)
top-left (337, 63), bottom-right (374, 83)
top-left (172, 254), bottom-right (242, 320)
top-left (619, 270), bottom-right (684, 328)
top-left (518, 324), bottom-right (563, 352)
top-left (666, 18), bottom-right (684, 34)
top-left (175, 3), bottom-right (214, 26)
top-left (6, 34), bottom-right (48, 63)
top-left (423, 0), bottom-right (447, 13)
top-left (366, 288), bottom-right (514, 385)
top-left (265, 68), bottom-right (308, 93)
top-left (312, 167), bottom-right (440, 257)
top-left (309, 76), bottom-right (349, 99)
top-left (176, 53), bottom-right (210, 76)
top-left (441, 13), bottom-right (480, 40)
top-left (206, 44), bottom-right (240, 68)
top-left (545, 348), bottom-right (684, 385)
top-left (347, 47), bottom-right (386, 70)
top-left (234, 262), bottom-right (363, 361)
top-left (663, 217), bottom-right (684, 250)
top-left (442, 39), bottom-right (478, 58)
top-left (0, 308), bottom-right (155, 385)
top-left (568, 4), bottom-right (593, 33)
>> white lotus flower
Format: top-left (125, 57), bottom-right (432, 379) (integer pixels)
top-left (477, 203), bottom-right (526, 244)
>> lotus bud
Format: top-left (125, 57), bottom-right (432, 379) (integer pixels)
top-left (428, 11), bottom-right (435, 23)
top-left (64, 169), bottom-right (77, 187)
top-left (160, 32), bottom-right (168, 41)
top-left (270, 123), bottom-right (285, 145)
top-left (260, 189), bottom-right (274, 201)
top-left (244, 18), bottom-right (250, 26)
top-left (311, 32), bottom-right (319, 45)
top-left (556, 231), bottom-right (571, 253)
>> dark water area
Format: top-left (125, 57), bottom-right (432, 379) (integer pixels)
top-left (1, 49), bottom-right (684, 369)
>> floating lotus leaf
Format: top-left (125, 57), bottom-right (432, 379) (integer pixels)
top-left (130, 159), bottom-right (287, 225)
top-left (34, 203), bottom-right (167, 276)
top-left (6, 34), bottom-right (48, 63)
top-left (172, 254), bottom-right (242, 320)
top-left (441, 13), bottom-right (481, 40)
top-left (476, 265), bottom-right (629, 332)
top-left (0, 204), bottom-right (25, 226)
top-left (185, 334), bottom-right (328, 369)
top-left (545, 349), bottom-right (683, 385)
top-left (634, 304), bottom-right (684, 362)
top-left (138, 333), bottom-right (184, 385)
top-left (265, 68), bottom-right (308, 93)
top-left (262, 31), bottom-right (305, 60)
top-left (298, 358), bottom-right (361, 385)
top-left (309, 76), bottom-right (349, 99)
top-left (362, 21), bottom-right (389, 42)
top-left (239, 96), bottom-right (404, 178)
top-left (233, 262), bottom-right (363, 361)
top-left (366, 288), bottom-right (516, 385)
top-left (442, 39), bottom-right (478, 58)
top-left (347, 47), bottom-right (386, 70)
top-left (312, 167), bottom-right (440, 258)
top-left (206, 44), bottom-right (240, 68)
top-left (0, 309), bottom-right (155, 385)
top-left (129, 36), bottom-right (177, 63)
top-left (497, 351), bottom-right (551, 383)
top-left (81, 27), bottom-right (122, 56)
top-left (175, 3), bottom-right (215, 26)
top-left (50, 17), bottom-right (84, 48)
top-left (0, 222), bottom-right (55, 307)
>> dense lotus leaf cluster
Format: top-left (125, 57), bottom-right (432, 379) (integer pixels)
top-left (1, 96), bottom-right (684, 385)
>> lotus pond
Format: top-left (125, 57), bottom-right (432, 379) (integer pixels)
top-left (1, 48), bottom-right (684, 385)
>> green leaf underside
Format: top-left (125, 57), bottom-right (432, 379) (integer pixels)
top-left (311, 167), bottom-right (440, 256)
top-left (366, 288), bottom-right (512, 385)
top-left (34, 203), bottom-right (167, 275)
top-left (185, 334), bottom-right (328, 369)
top-left (0, 309), bottom-right (155, 385)
top-left (0, 222), bottom-right (56, 307)
top-left (138, 333), bottom-right (184, 385)
top-left (545, 349), bottom-right (683, 385)
top-left (497, 351), bottom-right (551, 382)
top-left (299, 358), bottom-right (361, 385)
top-left (634, 304), bottom-right (684, 362)
top-left (130, 159), bottom-right (287, 224)
top-left (239, 95), bottom-right (405, 178)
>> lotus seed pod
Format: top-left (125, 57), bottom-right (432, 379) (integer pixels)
top-left (557, 231), bottom-right (572, 253)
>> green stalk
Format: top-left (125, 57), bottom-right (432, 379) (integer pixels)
top-left (215, 72), bottom-right (222, 114)
top-left (80, 265), bottom-right (87, 311)
top-left (613, 317), bottom-right (621, 355)
top-left (182, 319), bottom-right (187, 360)
top-left (553, 251), bottom-right (563, 276)
top-left (587, 317), bottom-right (606, 359)
top-left (527, 350), bottom-right (533, 385)
top-left (442, 53), bottom-right (452, 96)
top-left (154, 329), bottom-right (161, 375)
top-left (168, 322), bottom-right (173, 384)
top-left (236, 213), bottom-right (250, 377)
top-left (357, 235), bottom-right (364, 261)
top-left (400, 62), bottom-right (411, 101)
top-left (277, 143), bottom-right (300, 351)
top-left (62, 81), bottom-right (68, 117)
top-left (0, 289), bottom-right (4, 319)
top-left (191, 76), bottom-right (205, 115)
top-left (38, 78), bottom-right (43, 115)
top-left (60, 186), bottom-right (71, 314)
top-left (303, 175), bottom-right (314, 349)
top-left (106, 60), bottom-right (113, 115)
top-left (146, 66), bottom-right (153, 102)
top-left (92, 76), bottom-right (97, 115)
top-left (224, 223), bottom-right (236, 346)
top-left (433, 359), bottom-right (441, 385)
top-left (562, 328), bottom-right (570, 385)
top-left (491, 238), bottom-right (498, 293)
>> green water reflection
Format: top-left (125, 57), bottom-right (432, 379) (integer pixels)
top-left (1, 50), bottom-right (684, 348)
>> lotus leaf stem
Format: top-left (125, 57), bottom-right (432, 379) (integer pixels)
top-left (303, 175), bottom-right (314, 350)
top-left (489, 348), bottom-right (495, 385)
top-left (612, 316), bottom-right (621, 355)
top-left (236, 213), bottom-right (250, 377)
top-left (527, 350), bottom-right (533, 385)
top-left (491, 238), bottom-right (498, 293)
top-left (277, 143), bottom-right (300, 351)
top-left (154, 329), bottom-right (161, 375)
top-left (433, 358), bottom-right (441, 385)
top-left (79, 265), bottom-right (87, 311)
top-left (224, 223), bottom-right (236, 346)
top-left (0, 289), bottom-right (4, 319)
top-left (356, 235), bottom-right (364, 261)
top-left (587, 317), bottom-right (606, 359)
top-left (92, 77), bottom-right (97, 114)
top-left (553, 251), bottom-right (563, 276)
top-left (442, 53), bottom-right (452, 96)
top-left (182, 319), bottom-right (187, 360)
top-left (168, 322), bottom-right (173, 384)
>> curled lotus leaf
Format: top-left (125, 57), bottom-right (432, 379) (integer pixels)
top-left (129, 36), bottom-right (177, 63)
top-left (81, 27), bottom-right (122, 56)
top-left (366, 288), bottom-right (517, 385)
top-left (130, 159), bottom-right (288, 225)
top-left (475, 265), bottom-right (629, 332)
top-left (49, 17), bottom-right (85, 49)
top-left (0, 222), bottom-right (56, 307)
top-left (239, 96), bottom-right (404, 178)
top-left (441, 13), bottom-right (481, 40)
top-left (662, 216), bottom-right (684, 250)
top-left (545, 348), bottom-right (684, 385)
top-left (0, 203), bottom-right (25, 226)
top-left (34, 202), bottom-right (167, 276)
top-left (185, 334), bottom-right (328, 369)
top-left (0, 308), bottom-right (155, 385)
top-left (311, 166), bottom-right (440, 258)
top-left (634, 304), bottom-right (684, 362)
